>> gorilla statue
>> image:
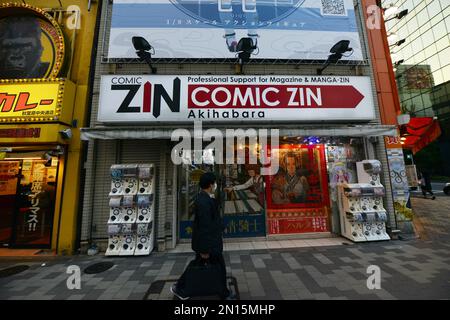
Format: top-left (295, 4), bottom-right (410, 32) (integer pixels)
top-left (0, 17), bottom-right (50, 79)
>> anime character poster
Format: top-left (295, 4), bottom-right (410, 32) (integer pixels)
top-left (266, 144), bottom-right (330, 234)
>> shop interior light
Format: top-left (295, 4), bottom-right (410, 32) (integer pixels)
top-left (317, 40), bottom-right (353, 75)
top-left (132, 36), bottom-right (157, 74)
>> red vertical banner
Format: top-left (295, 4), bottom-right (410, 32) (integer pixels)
top-left (266, 144), bottom-right (330, 234)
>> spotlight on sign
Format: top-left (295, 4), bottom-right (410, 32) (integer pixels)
top-left (317, 40), bottom-right (353, 75)
top-left (132, 36), bottom-right (157, 74)
top-left (236, 37), bottom-right (258, 73)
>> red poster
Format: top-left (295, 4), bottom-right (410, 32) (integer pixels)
top-left (265, 144), bottom-right (330, 234)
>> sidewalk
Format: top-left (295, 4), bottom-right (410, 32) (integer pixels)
top-left (1, 197), bottom-right (449, 300)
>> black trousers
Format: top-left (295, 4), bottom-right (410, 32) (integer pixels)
top-left (421, 185), bottom-right (434, 196)
top-left (177, 252), bottom-right (230, 299)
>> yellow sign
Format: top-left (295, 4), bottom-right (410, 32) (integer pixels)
top-left (385, 136), bottom-right (403, 149)
top-left (0, 3), bottom-right (65, 79)
top-left (0, 78), bottom-right (75, 124)
top-left (0, 123), bottom-right (70, 144)
top-left (0, 152), bottom-right (5, 160)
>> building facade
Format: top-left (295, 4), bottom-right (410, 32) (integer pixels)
top-left (79, 0), bottom-right (404, 254)
top-left (384, 0), bottom-right (450, 175)
top-left (0, 1), bottom-right (100, 254)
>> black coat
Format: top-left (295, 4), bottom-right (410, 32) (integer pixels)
top-left (191, 190), bottom-right (224, 255)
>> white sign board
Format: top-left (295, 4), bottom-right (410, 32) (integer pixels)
top-left (98, 75), bottom-right (376, 123)
top-left (108, 0), bottom-right (364, 60)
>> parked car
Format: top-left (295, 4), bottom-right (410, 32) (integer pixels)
top-left (444, 183), bottom-right (450, 195)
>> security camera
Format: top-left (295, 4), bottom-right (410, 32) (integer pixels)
top-left (59, 128), bottom-right (72, 140)
top-left (42, 152), bottom-right (52, 167)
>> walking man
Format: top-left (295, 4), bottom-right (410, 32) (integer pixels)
top-left (171, 172), bottom-right (232, 300)
top-left (419, 170), bottom-right (435, 200)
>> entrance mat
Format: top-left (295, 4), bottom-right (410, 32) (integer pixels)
top-left (84, 261), bottom-right (114, 274)
top-left (144, 276), bottom-right (240, 300)
top-left (0, 265), bottom-right (30, 278)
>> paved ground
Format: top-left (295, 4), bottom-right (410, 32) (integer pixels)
top-left (410, 181), bottom-right (448, 198)
top-left (1, 196), bottom-right (449, 300)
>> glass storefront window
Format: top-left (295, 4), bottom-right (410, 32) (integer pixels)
top-left (177, 138), bottom-right (367, 240)
top-left (0, 156), bottom-right (59, 247)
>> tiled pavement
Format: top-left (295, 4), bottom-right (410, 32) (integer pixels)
top-left (1, 196), bottom-right (449, 300)
top-left (411, 194), bottom-right (450, 241)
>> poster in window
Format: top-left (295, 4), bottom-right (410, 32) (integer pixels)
top-left (0, 161), bottom-right (19, 196)
top-left (266, 144), bottom-right (330, 234)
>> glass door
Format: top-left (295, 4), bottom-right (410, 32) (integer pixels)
top-left (219, 163), bottom-right (266, 238)
top-left (11, 159), bottom-right (59, 248)
top-left (0, 161), bottom-right (21, 246)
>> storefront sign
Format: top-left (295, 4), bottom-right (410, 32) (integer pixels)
top-left (223, 215), bottom-right (266, 238)
top-left (180, 214), bottom-right (266, 238)
top-left (98, 75), bottom-right (375, 122)
top-left (108, 0), bottom-right (363, 61)
top-left (0, 79), bottom-right (76, 124)
top-left (0, 3), bottom-right (65, 79)
top-left (0, 124), bottom-right (70, 144)
top-left (0, 128), bottom-right (41, 138)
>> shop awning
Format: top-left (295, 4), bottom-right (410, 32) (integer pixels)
top-left (80, 124), bottom-right (398, 140)
top-left (401, 117), bottom-right (442, 154)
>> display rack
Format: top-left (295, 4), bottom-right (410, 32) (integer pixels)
top-left (106, 164), bottom-right (155, 256)
top-left (338, 160), bottom-right (390, 242)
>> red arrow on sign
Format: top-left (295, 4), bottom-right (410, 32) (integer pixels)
top-left (316, 85), bottom-right (365, 108)
top-left (188, 84), bottom-right (366, 109)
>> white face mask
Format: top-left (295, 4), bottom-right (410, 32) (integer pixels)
top-left (212, 182), bottom-right (217, 193)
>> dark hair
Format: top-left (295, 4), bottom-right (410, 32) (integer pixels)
top-left (199, 172), bottom-right (216, 189)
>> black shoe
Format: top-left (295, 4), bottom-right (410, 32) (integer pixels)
top-left (170, 284), bottom-right (190, 300)
top-left (432, 196), bottom-right (436, 200)
top-left (225, 293), bottom-right (237, 300)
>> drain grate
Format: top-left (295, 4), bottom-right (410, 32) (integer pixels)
top-left (144, 276), bottom-right (240, 300)
top-left (0, 265), bottom-right (30, 278)
top-left (84, 261), bottom-right (114, 274)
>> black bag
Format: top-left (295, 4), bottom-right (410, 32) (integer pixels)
top-left (183, 257), bottom-right (225, 297)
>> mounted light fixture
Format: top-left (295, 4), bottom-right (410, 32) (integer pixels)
top-left (385, 8), bottom-right (409, 22)
top-left (389, 38), bottom-right (406, 47)
top-left (387, 32), bottom-right (399, 46)
top-left (236, 37), bottom-right (257, 74)
top-left (394, 59), bottom-right (404, 67)
top-left (383, 4), bottom-right (399, 19)
top-left (317, 40), bottom-right (353, 75)
top-left (132, 36), bottom-right (157, 74)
